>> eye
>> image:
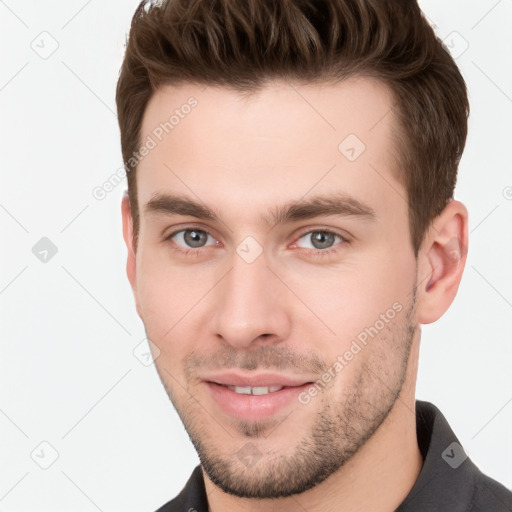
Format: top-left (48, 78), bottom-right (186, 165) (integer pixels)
top-left (166, 228), bottom-right (218, 250)
top-left (294, 230), bottom-right (345, 252)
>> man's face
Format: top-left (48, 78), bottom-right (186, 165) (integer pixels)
top-left (127, 78), bottom-right (420, 498)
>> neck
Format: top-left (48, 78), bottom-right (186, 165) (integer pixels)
top-left (204, 338), bottom-right (423, 512)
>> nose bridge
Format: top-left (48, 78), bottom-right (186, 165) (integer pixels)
top-left (212, 248), bottom-right (290, 346)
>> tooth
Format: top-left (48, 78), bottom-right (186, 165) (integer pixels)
top-left (252, 386), bottom-right (270, 395)
top-left (227, 385), bottom-right (285, 395)
top-left (230, 386), bottom-right (252, 394)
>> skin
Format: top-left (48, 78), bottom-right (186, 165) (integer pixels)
top-left (121, 77), bottom-right (468, 512)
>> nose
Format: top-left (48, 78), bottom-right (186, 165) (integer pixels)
top-left (211, 249), bottom-right (291, 349)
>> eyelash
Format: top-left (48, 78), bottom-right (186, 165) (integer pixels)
top-left (163, 227), bottom-right (348, 258)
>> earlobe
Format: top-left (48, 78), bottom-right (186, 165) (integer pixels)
top-left (121, 194), bottom-right (142, 319)
top-left (416, 200), bottom-right (468, 324)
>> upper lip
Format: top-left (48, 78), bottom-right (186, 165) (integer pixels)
top-left (203, 372), bottom-right (315, 388)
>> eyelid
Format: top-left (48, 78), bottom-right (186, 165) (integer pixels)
top-left (291, 226), bottom-right (350, 245)
top-left (164, 226), bottom-right (220, 248)
top-left (163, 223), bottom-right (221, 241)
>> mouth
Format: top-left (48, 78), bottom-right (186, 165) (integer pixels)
top-left (205, 381), bottom-right (315, 422)
top-left (225, 384), bottom-right (285, 395)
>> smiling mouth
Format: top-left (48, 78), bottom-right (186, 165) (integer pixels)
top-left (205, 381), bottom-right (315, 421)
top-left (208, 382), bottom-right (313, 395)
top-left (225, 384), bottom-right (283, 395)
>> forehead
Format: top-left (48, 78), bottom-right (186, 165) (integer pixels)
top-left (141, 77), bottom-right (397, 151)
top-left (137, 77), bottom-right (403, 225)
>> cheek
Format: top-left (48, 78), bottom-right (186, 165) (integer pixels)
top-left (356, 239), bottom-right (416, 298)
top-left (136, 257), bottom-right (184, 337)
top-left (287, 252), bottom-right (414, 345)
top-left (135, 251), bottom-right (218, 340)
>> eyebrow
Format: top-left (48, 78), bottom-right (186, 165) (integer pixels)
top-left (143, 192), bottom-right (376, 226)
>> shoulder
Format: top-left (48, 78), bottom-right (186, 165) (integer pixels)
top-left (151, 465), bottom-right (207, 512)
top-left (468, 470), bottom-right (512, 512)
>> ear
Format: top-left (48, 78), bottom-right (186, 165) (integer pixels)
top-left (416, 199), bottom-right (469, 324)
top-left (121, 193), bottom-right (142, 319)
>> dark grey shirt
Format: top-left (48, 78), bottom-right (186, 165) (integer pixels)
top-left (154, 400), bottom-right (512, 511)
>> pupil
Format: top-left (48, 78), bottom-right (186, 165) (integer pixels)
top-left (185, 230), bottom-right (206, 248)
top-left (312, 231), bottom-right (334, 249)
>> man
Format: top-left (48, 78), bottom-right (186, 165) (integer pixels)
top-left (116, 0), bottom-right (512, 510)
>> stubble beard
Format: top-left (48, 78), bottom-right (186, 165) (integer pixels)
top-left (153, 292), bottom-right (417, 499)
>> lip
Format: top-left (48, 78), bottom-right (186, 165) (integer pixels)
top-left (204, 379), bottom-right (315, 422)
top-left (202, 371), bottom-right (314, 388)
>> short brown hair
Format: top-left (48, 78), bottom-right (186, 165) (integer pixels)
top-left (116, 0), bottom-right (469, 255)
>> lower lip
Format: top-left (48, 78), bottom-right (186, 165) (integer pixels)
top-left (205, 381), bottom-right (313, 422)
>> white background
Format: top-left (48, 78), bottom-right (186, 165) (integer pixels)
top-left (1, 1), bottom-right (511, 510)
